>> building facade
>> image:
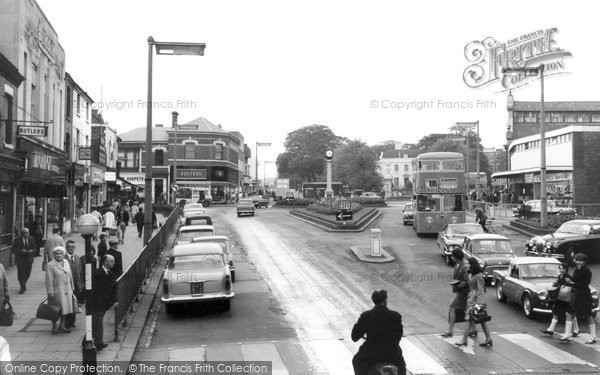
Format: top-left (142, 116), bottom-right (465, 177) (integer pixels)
top-left (492, 93), bottom-right (600, 215)
top-left (377, 149), bottom-right (420, 193)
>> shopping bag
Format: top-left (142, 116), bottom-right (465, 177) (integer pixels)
top-left (35, 298), bottom-right (60, 322)
top-left (0, 301), bottom-right (15, 326)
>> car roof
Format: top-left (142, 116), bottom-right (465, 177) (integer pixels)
top-left (562, 220), bottom-right (600, 225)
top-left (179, 225), bottom-right (215, 232)
top-left (509, 257), bottom-right (561, 266)
top-left (171, 243), bottom-right (224, 256)
top-left (183, 204), bottom-right (205, 210)
top-left (184, 214), bottom-right (212, 220)
top-left (465, 234), bottom-right (510, 240)
top-left (191, 235), bottom-right (229, 242)
top-left (448, 223), bottom-right (481, 228)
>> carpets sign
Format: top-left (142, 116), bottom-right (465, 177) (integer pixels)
top-left (463, 28), bottom-right (572, 91)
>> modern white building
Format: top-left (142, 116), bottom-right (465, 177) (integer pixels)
top-left (377, 149), bottom-right (420, 193)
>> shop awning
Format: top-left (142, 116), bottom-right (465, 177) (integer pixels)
top-left (117, 177), bottom-right (144, 190)
top-left (492, 166), bottom-right (573, 179)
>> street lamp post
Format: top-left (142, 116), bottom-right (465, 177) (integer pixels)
top-left (255, 142), bottom-right (271, 192)
top-left (503, 65), bottom-right (547, 227)
top-left (263, 161), bottom-right (273, 189)
top-left (172, 111), bottom-right (179, 205)
top-left (76, 214), bottom-right (100, 375)
top-left (457, 121), bottom-right (479, 194)
top-left (144, 36), bottom-right (205, 245)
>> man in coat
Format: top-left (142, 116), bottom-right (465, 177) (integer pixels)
top-left (64, 240), bottom-right (83, 328)
top-left (351, 290), bottom-right (406, 375)
top-left (91, 254), bottom-right (118, 350)
top-left (106, 239), bottom-right (123, 277)
top-left (12, 228), bottom-right (36, 293)
top-left (97, 233), bottom-right (109, 260)
top-left (43, 228), bottom-right (65, 268)
top-left (134, 208), bottom-right (145, 238)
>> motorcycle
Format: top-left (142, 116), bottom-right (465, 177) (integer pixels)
top-left (361, 336), bottom-right (399, 375)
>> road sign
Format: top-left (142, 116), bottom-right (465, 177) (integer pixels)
top-left (78, 147), bottom-right (92, 160)
top-left (337, 200), bottom-right (351, 211)
top-left (336, 210), bottom-right (353, 221)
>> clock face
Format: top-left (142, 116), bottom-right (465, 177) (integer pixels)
top-left (325, 150), bottom-right (334, 158)
top-left (216, 170), bottom-right (224, 177)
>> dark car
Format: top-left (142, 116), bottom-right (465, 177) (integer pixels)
top-left (183, 214), bottom-right (213, 226)
top-left (252, 195), bottom-right (269, 208)
top-left (462, 234), bottom-right (516, 284)
top-left (493, 257), bottom-right (599, 319)
top-left (402, 203), bottom-right (414, 226)
top-left (436, 223), bottom-right (484, 265)
top-left (524, 220), bottom-right (600, 264)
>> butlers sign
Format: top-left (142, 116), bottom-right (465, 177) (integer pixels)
top-left (463, 28), bottom-right (572, 91)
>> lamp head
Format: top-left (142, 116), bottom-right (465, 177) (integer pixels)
top-left (76, 214), bottom-right (100, 236)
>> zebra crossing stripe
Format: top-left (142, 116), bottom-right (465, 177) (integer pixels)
top-left (401, 338), bottom-right (448, 374)
top-left (499, 333), bottom-right (592, 365)
top-left (169, 347), bottom-right (206, 361)
top-left (308, 339), bottom-right (355, 375)
top-left (241, 343), bottom-right (289, 375)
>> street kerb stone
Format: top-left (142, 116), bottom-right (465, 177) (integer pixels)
top-left (350, 245), bottom-right (395, 263)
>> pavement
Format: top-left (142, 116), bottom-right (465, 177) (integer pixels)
top-left (0, 214), bottom-right (168, 364)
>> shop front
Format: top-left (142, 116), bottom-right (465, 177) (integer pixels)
top-left (89, 164), bottom-right (106, 208)
top-left (492, 169), bottom-right (573, 204)
top-left (0, 154), bottom-right (25, 266)
top-left (173, 166), bottom-right (239, 204)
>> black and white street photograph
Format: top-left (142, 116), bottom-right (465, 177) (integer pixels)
top-left (0, 1), bottom-right (599, 374)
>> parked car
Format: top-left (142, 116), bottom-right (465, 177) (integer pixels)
top-left (493, 257), bottom-right (599, 319)
top-left (253, 195), bottom-right (269, 208)
top-left (191, 235), bottom-right (236, 282)
top-left (161, 242), bottom-right (234, 313)
top-left (183, 203), bottom-right (207, 213)
top-left (402, 203), bottom-right (414, 226)
top-left (436, 223), bottom-right (484, 265)
top-left (237, 198), bottom-right (255, 217)
top-left (361, 192), bottom-right (380, 199)
top-left (512, 200), bottom-right (576, 216)
top-left (183, 214), bottom-right (213, 226)
top-left (524, 219), bottom-right (600, 264)
top-left (176, 225), bottom-right (216, 245)
top-left (180, 209), bottom-right (207, 225)
top-left (462, 234), bottom-right (516, 284)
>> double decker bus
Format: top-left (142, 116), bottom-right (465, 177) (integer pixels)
top-left (412, 152), bottom-right (467, 235)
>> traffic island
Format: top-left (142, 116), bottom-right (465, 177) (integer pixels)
top-left (350, 245), bottom-right (395, 263)
top-left (288, 207), bottom-right (381, 232)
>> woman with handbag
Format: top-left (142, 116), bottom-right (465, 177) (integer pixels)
top-left (541, 262), bottom-right (579, 337)
top-left (45, 246), bottom-right (75, 334)
top-left (441, 248), bottom-right (474, 338)
top-left (455, 257), bottom-right (493, 347)
top-left (0, 263), bottom-right (12, 326)
top-left (559, 253), bottom-right (597, 344)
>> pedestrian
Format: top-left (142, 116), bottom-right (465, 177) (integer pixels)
top-left (541, 262), bottom-right (579, 337)
top-left (122, 209), bottom-right (130, 227)
top-left (474, 207), bottom-right (488, 233)
top-left (130, 204), bottom-right (139, 226)
top-left (90, 207), bottom-right (103, 241)
top-left (351, 290), bottom-right (406, 375)
top-left (138, 201), bottom-right (145, 212)
top-left (117, 215), bottom-right (127, 244)
top-left (45, 246), bottom-right (75, 334)
top-left (441, 248), bottom-right (474, 338)
top-left (64, 240), bottom-right (83, 329)
top-left (91, 254), bottom-right (118, 351)
top-left (29, 215), bottom-right (44, 257)
top-left (97, 233), bottom-right (109, 260)
top-left (455, 257), bottom-right (493, 347)
top-left (135, 208), bottom-right (145, 238)
top-left (559, 253), bottom-right (597, 344)
top-left (12, 228), bottom-right (36, 293)
top-left (152, 208), bottom-right (157, 230)
top-left (0, 262), bottom-right (10, 311)
top-left (43, 227), bottom-right (64, 270)
top-left (106, 239), bottom-right (123, 277)
top-left (103, 209), bottom-right (116, 238)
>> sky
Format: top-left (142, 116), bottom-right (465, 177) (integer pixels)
top-left (36, 0), bottom-right (599, 178)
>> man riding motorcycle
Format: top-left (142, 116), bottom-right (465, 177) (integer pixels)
top-left (351, 290), bottom-right (406, 375)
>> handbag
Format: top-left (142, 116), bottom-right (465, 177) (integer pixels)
top-left (0, 300), bottom-right (15, 326)
top-left (453, 309), bottom-right (466, 323)
top-left (469, 306), bottom-right (491, 324)
top-left (451, 280), bottom-right (468, 293)
top-left (557, 285), bottom-right (576, 305)
top-left (35, 298), bottom-right (60, 322)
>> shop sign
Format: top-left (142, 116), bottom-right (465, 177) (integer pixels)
top-left (176, 169), bottom-right (207, 180)
top-left (547, 172), bottom-right (572, 181)
top-left (524, 173), bottom-right (534, 183)
top-left (74, 164), bottom-right (85, 187)
top-left (90, 167), bottom-right (104, 185)
top-left (105, 172), bottom-right (116, 182)
top-left (79, 147), bottom-right (92, 160)
top-left (0, 156), bottom-right (25, 171)
top-left (123, 175), bottom-right (144, 184)
top-left (18, 126), bottom-right (47, 136)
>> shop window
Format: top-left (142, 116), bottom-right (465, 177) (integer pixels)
top-left (564, 114), bottom-right (576, 122)
top-left (155, 149), bottom-right (164, 165)
top-left (591, 114), bottom-right (600, 123)
top-left (185, 143), bottom-right (195, 159)
top-left (550, 112), bottom-right (563, 122)
top-left (577, 113), bottom-right (590, 122)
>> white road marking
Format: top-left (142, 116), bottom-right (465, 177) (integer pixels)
top-left (439, 335), bottom-right (475, 355)
top-left (241, 342), bottom-right (289, 375)
top-left (500, 333), bottom-right (593, 365)
top-left (308, 339), bottom-right (354, 375)
top-left (402, 338), bottom-right (449, 374)
top-left (169, 346), bottom-right (206, 361)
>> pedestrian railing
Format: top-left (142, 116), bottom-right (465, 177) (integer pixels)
top-left (112, 207), bottom-right (180, 341)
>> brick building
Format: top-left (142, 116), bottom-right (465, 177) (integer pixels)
top-left (492, 93), bottom-right (600, 215)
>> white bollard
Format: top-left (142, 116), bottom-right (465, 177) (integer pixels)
top-left (371, 228), bottom-right (382, 257)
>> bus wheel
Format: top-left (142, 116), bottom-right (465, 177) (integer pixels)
top-left (202, 200), bottom-right (210, 208)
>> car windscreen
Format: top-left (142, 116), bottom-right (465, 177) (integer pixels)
top-left (186, 218), bottom-right (211, 225)
top-left (179, 230), bottom-right (214, 242)
top-left (239, 199), bottom-right (253, 205)
top-left (472, 240), bottom-right (514, 254)
top-left (556, 223), bottom-right (590, 235)
top-left (447, 225), bottom-right (483, 235)
top-left (520, 263), bottom-right (560, 278)
top-left (404, 204), bottom-right (413, 211)
top-left (169, 254), bottom-right (224, 269)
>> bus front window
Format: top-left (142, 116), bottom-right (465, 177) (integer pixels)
top-left (441, 159), bottom-right (465, 171)
top-left (443, 194), bottom-right (466, 211)
top-left (419, 160), bottom-right (441, 171)
top-left (416, 195), bottom-right (440, 211)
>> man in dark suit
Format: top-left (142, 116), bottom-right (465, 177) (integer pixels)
top-left (91, 254), bottom-right (118, 351)
top-left (97, 233), bottom-right (108, 260)
top-left (64, 240), bottom-right (83, 328)
top-left (351, 290), bottom-right (406, 375)
top-left (11, 228), bottom-right (36, 293)
top-left (106, 239), bottom-right (123, 277)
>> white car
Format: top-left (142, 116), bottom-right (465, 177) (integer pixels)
top-left (180, 209), bottom-right (207, 225)
top-left (191, 235), bottom-right (236, 282)
top-left (513, 200), bottom-right (576, 216)
top-left (183, 203), bottom-right (206, 213)
top-left (176, 225), bottom-right (216, 245)
top-left (161, 243), bottom-right (234, 313)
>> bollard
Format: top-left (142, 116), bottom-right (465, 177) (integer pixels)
top-left (371, 229), bottom-right (382, 257)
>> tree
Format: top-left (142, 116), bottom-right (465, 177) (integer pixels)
top-left (276, 125), bottom-right (345, 184)
top-left (335, 140), bottom-right (383, 192)
top-left (416, 133), bottom-right (451, 150)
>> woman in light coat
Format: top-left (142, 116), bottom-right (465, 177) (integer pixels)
top-left (45, 246), bottom-right (75, 334)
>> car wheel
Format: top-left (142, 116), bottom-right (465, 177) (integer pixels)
top-left (237, 213), bottom-right (241, 217)
top-left (522, 295), bottom-right (535, 319)
top-left (202, 201), bottom-right (210, 208)
top-left (496, 283), bottom-right (507, 303)
top-left (566, 246), bottom-right (578, 265)
top-left (251, 212), bottom-right (255, 216)
top-left (403, 221), bottom-right (407, 226)
top-left (222, 300), bottom-right (231, 312)
top-left (165, 304), bottom-right (177, 315)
